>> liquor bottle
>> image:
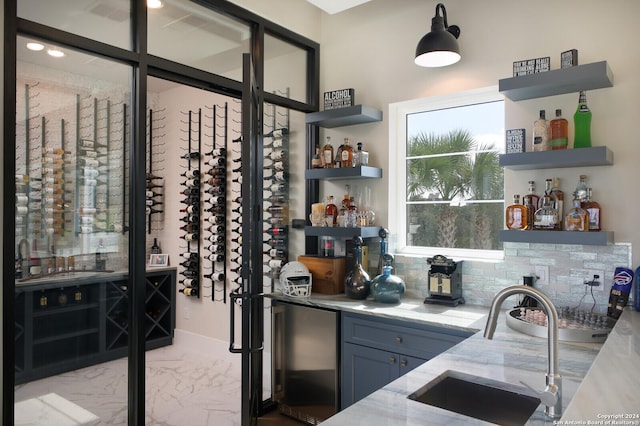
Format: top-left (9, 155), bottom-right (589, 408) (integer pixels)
top-left (151, 238), bottom-right (161, 254)
top-left (324, 195), bottom-right (338, 226)
top-left (522, 181), bottom-right (539, 230)
top-left (564, 197), bottom-right (589, 232)
top-left (583, 188), bottom-right (601, 231)
top-left (550, 177), bottom-right (565, 230)
top-left (341, 137), bottom-right (354, 167)
top-left (322, 136), bottom-right (334, 169)
top-left (549, 109), bottom-right (568, 150)
top-left (312, 144), bottom-right (323, 169)
top-left (534, 112), bottom-right (551, 151)
top-left (533, 192), bottom-right (560, 230)
top-left (180, 169), bottom-right (200, 178)
top-left (333, 142), bottom-right (344, 168)
top-left (181, 152), bottom-right (200, 160)
top-left (353, 142), bottom-right (369, 166)
top-left (179, 287), bottom-right (199, 297)
top-left (574, 175), bottom-right (589, 202)
top-left (573, 91), bottom-right (592, 148)
top-left (505, 194), bottom-right (527, 230)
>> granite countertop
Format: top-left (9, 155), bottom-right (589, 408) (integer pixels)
top-left (270, 293), bottom-right (640, 425)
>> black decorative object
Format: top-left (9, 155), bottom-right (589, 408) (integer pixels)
top-left (344, 236), bottom-right (371, 300)
top-left (323, 88), bottom-right (354, 111)
top-left (414, 3), bottom-right (461, 67)
top-left (561, 49), bottom-right (578, 68)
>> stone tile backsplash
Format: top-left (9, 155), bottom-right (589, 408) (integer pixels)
top-left (379, 242), bottom-right (632, 314)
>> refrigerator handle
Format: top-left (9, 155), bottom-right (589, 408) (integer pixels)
top-left (272, 304), bottom-right (285, 400)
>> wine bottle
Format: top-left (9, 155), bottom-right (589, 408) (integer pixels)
top-left (181, 178), bottom-right (200, 187)
top-left (264, 227), bottom-right (287, 236)
top-left (180, 215), bottom-right (200, 224)
top-left (180, 223), bottom-right (199, 233)
top-left (208, 195), bottom-right (226, 205)
top-left (205, 186), bottom-right (225, 195)
top-left (205, 244), bottom-right (225, 253)
top-left (207, 253), bottom-right (225, 262)
top-left (179, 287), bottom-right (199, 297)
top-left (181, 187), bottom-right (199, 196)
top-left (180, 196), bottom-right (199, 205)
top-left (147, 173), bottom-right (163, 181)
top-left (180, 260), bottom-right (199, 269)
top-left (206, 166), bottom-right (226, 176)
top-left (264, 128), bottom-right (288, 138)
top-left (205, 148), bottom-right (226, 156)
top-left (181, 232), bottom-right (199, 241)
top-left (203, 272), bottom-right (225, 281)
top-left (180, 269), bottom-right (198, 278)
top-left (207, 177), bottom-right (225, 186)
top-left (146, 199), bottom-right (164, 207)
top-left (151, 238), bottom-right (161, 254)
top-left (207, 158), bottom-right (226, 167)
top-left (180, 252), bottom-right (198, 260)
top-left (264, 248), bottom-right (287, 258)
top-left (179, 278), bottom-right (198, 287)
top-left (180, 205), bottom-right (199, 215)
top-left (146, 190), bottom-right (162, 198)
top-left (206, 215), bottom-right (225, 224)
top-left (146, 207), bottom-right (163, 215)
top-left (266, 194), bottom-right (287, 204)
top-left (206, 233), bottom-right (225, 243)
top-left (181, 152), bottom-right (200, 159)
top-left (204, 205), bottom-right (225, 214)
top-left (180, 169), bottom-right (200, 178)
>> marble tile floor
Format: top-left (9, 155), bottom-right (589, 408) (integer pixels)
top-left (14, 331), bottom-right (300, 426)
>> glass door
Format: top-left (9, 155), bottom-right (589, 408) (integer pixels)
top-left (13, 35), bottom-right (132, 424)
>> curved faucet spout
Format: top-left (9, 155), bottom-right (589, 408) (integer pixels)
top-left (484, 285), bottom-right (562, 419)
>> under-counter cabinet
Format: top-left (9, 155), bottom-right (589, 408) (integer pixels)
top-left (15, 268), bottom-right (176, 384)
top-left (341, 312), bottom-right (472, 408)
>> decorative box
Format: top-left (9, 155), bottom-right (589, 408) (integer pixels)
top-left (298, 255), bottom-right (346, 294)
top-left (506, 129), bottom-right (526, 153)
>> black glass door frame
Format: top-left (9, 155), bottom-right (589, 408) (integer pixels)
top-left (3, 1), bottom-right (319, 424)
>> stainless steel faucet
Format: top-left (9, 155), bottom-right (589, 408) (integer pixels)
top-left (484, 285), bottom-right (562, 419)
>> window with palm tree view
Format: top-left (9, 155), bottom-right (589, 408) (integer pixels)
top-left (393, 89), bottom-right (504, 256)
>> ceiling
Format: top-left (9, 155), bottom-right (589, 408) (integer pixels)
top-left (304, 0), bottom-right (372, 14)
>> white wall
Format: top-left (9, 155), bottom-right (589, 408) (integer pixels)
top-left (312, 0), bottom-right (640, 267)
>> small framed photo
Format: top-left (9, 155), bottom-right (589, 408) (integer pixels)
top-left (148, 254), bottom-right (169, 267)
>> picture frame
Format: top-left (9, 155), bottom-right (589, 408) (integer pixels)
top-left (148, 254), bottom-right (169, 267)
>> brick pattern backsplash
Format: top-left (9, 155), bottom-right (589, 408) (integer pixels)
top-left (376, 242), bottom-right (632, 314)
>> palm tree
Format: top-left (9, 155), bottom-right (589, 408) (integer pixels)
top-left (407, 130), bottom-right (503, 249)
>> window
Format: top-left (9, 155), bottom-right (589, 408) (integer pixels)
top-left (389, 87), bottom-right (505, 259)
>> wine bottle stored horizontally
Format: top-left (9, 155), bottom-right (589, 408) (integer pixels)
top-left (179, 287), bottom-right (198, 297)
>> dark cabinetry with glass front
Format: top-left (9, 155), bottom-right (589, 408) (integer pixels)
top-left (15, 268), bottom-right (176, 384)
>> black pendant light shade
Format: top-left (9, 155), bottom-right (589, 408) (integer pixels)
top-left (415, 3), bottom-right (461, 67)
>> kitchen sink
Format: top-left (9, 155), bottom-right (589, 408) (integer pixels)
top-left (408, 370), bottom-right (541, 425)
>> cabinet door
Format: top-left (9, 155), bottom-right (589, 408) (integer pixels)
top-left (342, 342), bottom-right (399, 409)
top-left (398, 354), bottom-right (425, 376)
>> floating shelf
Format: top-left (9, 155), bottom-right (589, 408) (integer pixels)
top-left (305, 166), bottom-right (383, 180)
top-left (499, 146), bottom-right (613, 170)
top-left (499, 61), bottom-right (613, 101)
top-left (306, 105), bottom-right (383, 128)
top-left (500, 230), bottom-right (613, 246)
top-left (305, 226), bottom-right (382, 238)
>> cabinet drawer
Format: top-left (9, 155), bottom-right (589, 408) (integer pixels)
top-left (342, 313), bottom-right (470, 360)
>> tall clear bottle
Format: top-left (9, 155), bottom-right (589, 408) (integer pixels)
top-left (550, 109), bottom-right (569, 150)
top-left (583, 188), bottom-right (601, 231)
top-left (574, 175), bottom-right (589, 202)
top-left (532, 110), bottom-right (550, 151)
top-left (573, 91), bottom-right (592, 148)
top-left (550, 177), bottom-right (564, 230)
top-left (522, 181), bottom-right (539, 230)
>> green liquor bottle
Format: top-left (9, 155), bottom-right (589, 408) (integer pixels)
top-left (573, 91), bottom-right (592, 148)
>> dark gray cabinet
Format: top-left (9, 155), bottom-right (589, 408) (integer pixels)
top-left (341, 312), bottom-right (471, 408)
top-left (15, 268), bottom-right (176, 384)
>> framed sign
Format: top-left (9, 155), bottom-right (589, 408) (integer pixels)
top-left (323, 88), bottom-right (354, 110)
top-left (506, 129), bottom-right (526, 154)
top-left (513, 57), bottom-right (550, 77)
top-left (148, 254), bottom-right (169, 267)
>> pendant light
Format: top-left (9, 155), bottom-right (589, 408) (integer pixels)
top-left (414, 3), bottom-right (461, 67)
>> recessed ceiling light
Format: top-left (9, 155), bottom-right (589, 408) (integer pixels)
top-left (147, 0), bottom-right (163, 8)
top-left (26, 42), bottom-right (45, 51)
top-left (47, 48), bottom-right (65, 58)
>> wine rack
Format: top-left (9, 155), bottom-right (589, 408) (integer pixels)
top-left (178, 109), bottom-right (202, 298)
top-left (262, 93), bottom-right (291, 294)
top-left (15, 82), bottom-right (128, 281)
top-left (146, 108), bottom-right (167, 235)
